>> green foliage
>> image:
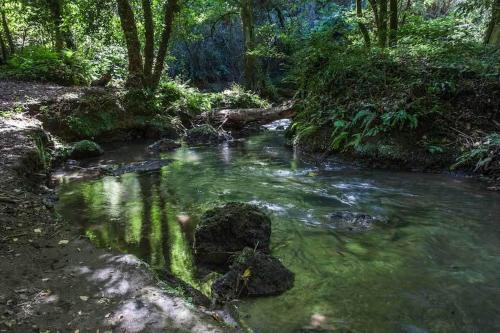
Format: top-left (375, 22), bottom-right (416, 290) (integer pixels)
top-left (289, 14), bottom-right (500, 171)
top-left (209, 84), bottom-right (270, 109)
top-left (452, 134), bottom-right (500, 173)
top-left (0, 46), bottom-right (90, 85)
top-left (157, 81), bottom-right (270, 116)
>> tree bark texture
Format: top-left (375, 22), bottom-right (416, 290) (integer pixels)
top-left (485, 0), bottom-right (500, 46)
top-left (116, 0), bottom-right (144, 88)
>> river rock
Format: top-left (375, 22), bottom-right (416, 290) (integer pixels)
top-left (69, 140), bottom-right (104, 159)
top-left (109, 159), bottom-right (173, 176)
top-left (147, 139), bottom-right (181, 153)
top-left (194, 202), bottom-right (271, 267)
top-left (186, 124), bottom-right (227, 145)
top-left (212, 247), bottom-right (294, 301)
top-left (328, 211), bottom-right (386, 232)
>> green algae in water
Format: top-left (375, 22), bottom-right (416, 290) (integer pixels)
top-left (56, 132), bottom-right (500, 333)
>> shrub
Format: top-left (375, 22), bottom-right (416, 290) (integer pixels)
top-left (0, 46), bottom-right (90, 85)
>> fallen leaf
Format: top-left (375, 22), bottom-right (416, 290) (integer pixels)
top-left (242, 268), bottom-right (252, 279)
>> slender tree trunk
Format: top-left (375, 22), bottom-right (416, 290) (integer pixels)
top-left (378, 0), bottom-right (388, 47)
top-left (388, 0), bottom-right (398, 46)
top-left (117, 0), bottom-right (144, 88)
top-left (0, 33), bottom-right (7, 64)
top-left (240, 0), bottom-right (260, 91)
top-left (45, 0), bottom-right (64, 51)
top-left (150, 0), bottom-right (179, 89)
top-left (485, 0), bottom-right (500, 46)
top-left (356, 0), bottom-right (371, 48)
top-left (0, 10), bottom-right (14, 54)
top-left (142, 0), bottom-right (155, 83)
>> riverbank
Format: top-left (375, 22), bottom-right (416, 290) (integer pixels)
top-left (0, 114), bottom-right (232, 332)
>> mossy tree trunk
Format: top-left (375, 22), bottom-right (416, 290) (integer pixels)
top-left (0, 32), bottom-right (8, 64)
top-left (485, 0), bottom-right (500, 46)
top-left (150, 0), bottom-right (179, 89)
top-left (116, 0), bottom-right (179, 90)
top-left (388, 0), bottom-right (398, 46)
top-left (368, 0), bottom-right (388, 47)
top-left (378, 0), bottom-right (388, 47)
top-left (45, 0), bottom-right (64, 52)
top-left (117, 0), bottom-right (144, 88)
top-left (356, 0), bottom-right (371, 48)
top-left (240, 0), bottom-right (261, 92)
top-left (0, 9), bottom-right (14, 54)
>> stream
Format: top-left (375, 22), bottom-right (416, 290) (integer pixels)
top-left (55, 124), bottom-right (500, 333)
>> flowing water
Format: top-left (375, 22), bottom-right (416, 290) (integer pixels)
top-left (56, 126), bottom-right (500, 333)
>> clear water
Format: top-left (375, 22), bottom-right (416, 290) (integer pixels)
top-left (56, 129), bottom-right (500, 333)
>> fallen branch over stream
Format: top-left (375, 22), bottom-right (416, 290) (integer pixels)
top-left (197, 100), bottom-right (296, 129)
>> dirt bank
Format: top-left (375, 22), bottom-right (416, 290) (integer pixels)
top-left (0, 113), bottom-right (233, 332)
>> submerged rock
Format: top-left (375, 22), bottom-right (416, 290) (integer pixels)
top-left (69, 140), bottom-right (104, 159)
top-left (186, 124), bottom-right (228, 145)
top-left (109, 159), bottom-right (172, 176)
top-left (328, 211), bottom-right (386, 232)
top-left (194, 202), bottom-right (271, 267)
top-left (212, 247), bottom-right (294, 301)
top-left (147, 139), bottom-right (181, 153)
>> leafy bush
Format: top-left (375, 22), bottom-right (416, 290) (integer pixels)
top-left (0, 46), bottom-right (90, 85)
top-left (288, 14), bottom-right (500, 171)
top-left (209, 84), bottom-right (270, 109)
top-left (157, 81), bottom-right (270, 116)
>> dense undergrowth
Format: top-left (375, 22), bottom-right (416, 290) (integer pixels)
top-left (36, 82), bottom-right (268, 142)
top-left (0, 46), bottom-right (90, 85)
top-left (288, 15), bottom-right (500, 178)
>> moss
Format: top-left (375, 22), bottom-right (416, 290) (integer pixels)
top-left (69, 140), bottom-right (104, 159)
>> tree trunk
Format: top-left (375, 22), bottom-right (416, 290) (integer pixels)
top-left (0, 9), bottom-right (14, 54)
top-left (150, 0), bottom-right (179, 89)
top-left (142, 0), bottom-right (155, 82)
top-left (485, 0), bottom-right (500, 46)
top-left (198, 101), bottom-right (296, 129)
top-left (116, 0), bottom-right (144, 88)
top-left (45, 0), bottom-right (64, 51)
top-left (378, 0), bottom-right (388, 47)
top-left (0, 33), bottom-right (7, 64)
top-left (388, 0), bottom-right (398, 46)
top-left (356, 0), bottom-right (371, 48)
top-left (240, 0), bottom-right (260, 91)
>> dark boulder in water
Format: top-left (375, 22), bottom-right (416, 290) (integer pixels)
top-left (328, 211), bottom-right (387, 232)
top-left (147, 139), bottom-right (181, 153)
top-left (194, 202), bottom-right (271, 267)
top-left (212, 247), bottom-right (294, 302)
top-left (186, 124), bottom-right (229, 145)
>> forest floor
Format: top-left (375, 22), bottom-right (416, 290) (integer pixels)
top-left (0, 81), bottom-right (231, 332)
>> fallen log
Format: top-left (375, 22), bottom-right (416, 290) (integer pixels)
top-left (198, 100), bottom-right (296, 129)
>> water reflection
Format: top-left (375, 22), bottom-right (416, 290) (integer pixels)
top-left (57, 131), bottom-right (500, 333)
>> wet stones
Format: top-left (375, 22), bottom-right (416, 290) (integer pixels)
top-left (194, 202), bottom-right (271, 267)
top-left (194, 202), bottom-right (294, 302)
top-left (147, 139), bottom-right (181, 153)
top-left (212, 247), bottom-right (294, 302)
top-left (328, 211), bottom-right (387, 232)
top-left (69, 140), bottom-right (104, 159)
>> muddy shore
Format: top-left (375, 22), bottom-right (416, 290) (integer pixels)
top-left (0, 113), bottom-right (232, 332)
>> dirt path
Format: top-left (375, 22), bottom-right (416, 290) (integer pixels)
top-left (0, 83), bottom-right (233, 332)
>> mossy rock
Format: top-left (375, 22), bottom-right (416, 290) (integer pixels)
top-left (194, 202), bottom-right (271, 268)
top-left (212, 247), bottom-right (294, 302)
top-left (69, 140), bottom-right (104, 159)
top-left (186, 124), bottom-right (223, 145)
